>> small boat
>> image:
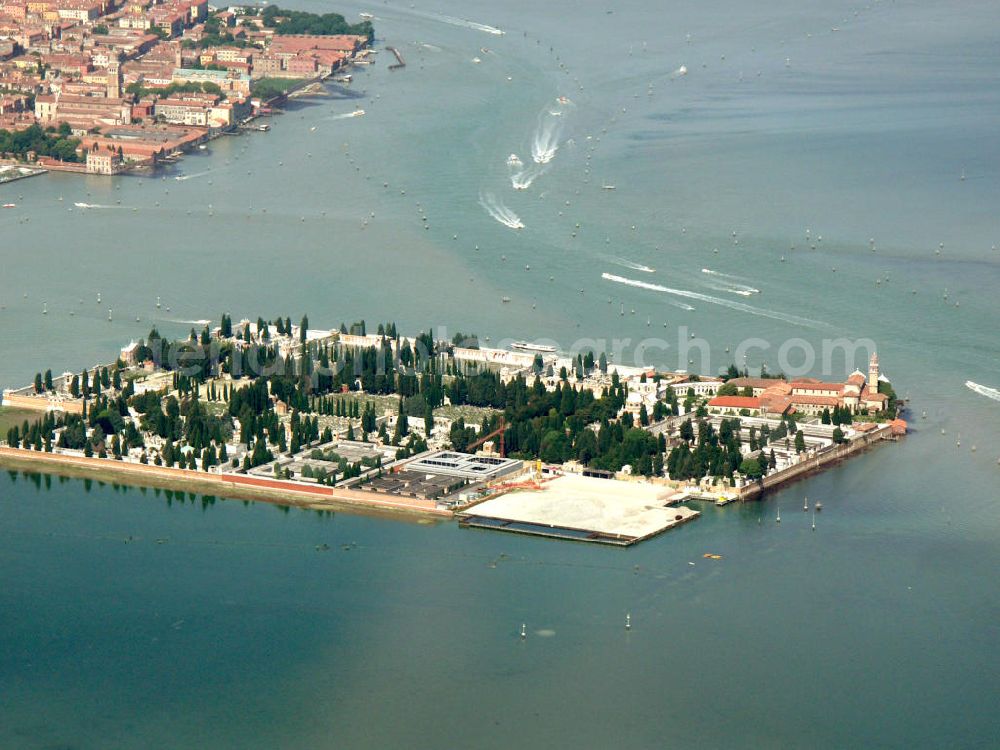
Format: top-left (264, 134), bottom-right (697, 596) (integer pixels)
top-left (557, 95), bottom-right (570, 105)
top-left (359, 11), bottom-right (374, 19)
top-left (501, 296), bottom-right (511, 304)
top-left (2, 203), bottom-right (15, 208)
top-left (602, 184), bottom-right (616, 190)
top-left (815, 501), bottom-right (823, 512)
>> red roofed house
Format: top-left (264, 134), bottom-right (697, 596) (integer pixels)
top-left (786, 393), bottom-right (841, 416)
top-left (707, 395), bottom-right (763, 417)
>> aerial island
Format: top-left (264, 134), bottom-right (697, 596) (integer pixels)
top-left (0, 316), bottom-right (907, 545)
top-left (0, 2), bottom-right (372, 177)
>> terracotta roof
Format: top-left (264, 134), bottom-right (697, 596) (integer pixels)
top-left (762, 382), bottom-right (792, 396)
top-left (846, 372), bottom-right (866, 386)
top-left (708, 396), bottom-right (760, 409)
top-left (759, 393), bottom-right (793, 414)
top-left (727, 377), bottom-right (785, 389)
top-left (789, 394), bottom-right (840, 406)
top-left (790, 382), bottom-right (844, 394)
top-left (861, 385), bottom-right (888, 402)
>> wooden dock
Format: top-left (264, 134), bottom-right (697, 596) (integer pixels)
top-left (386, 46), bottom-right (406, 70)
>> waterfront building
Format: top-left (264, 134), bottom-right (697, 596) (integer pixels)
top-left (85, 143), bottom-right (123, 173)
top-left (719, 353), bottom-right (888, 416)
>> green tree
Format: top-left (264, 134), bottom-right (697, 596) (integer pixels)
top-left (739, 457), bottom-right (763, 479)
top-left (794, 431), bottom-right (806, 453)
top-left (679, 419), bottom-right (694, 443)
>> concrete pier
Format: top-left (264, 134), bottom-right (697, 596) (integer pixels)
top-left (459, 473), bottom-right (699, 546)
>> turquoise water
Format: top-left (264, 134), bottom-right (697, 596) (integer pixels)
top-left (2, 0), bottom-right (1000, 746)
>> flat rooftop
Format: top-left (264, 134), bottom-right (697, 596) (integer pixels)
top-left (366, 469), bottom-right (466, 500)
top-left (405, 451), bottom-right (522, 480)
top-left (459, 473), bottom-right (698, 546)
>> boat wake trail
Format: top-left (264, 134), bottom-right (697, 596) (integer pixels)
top-left (165, 318), bottom-right (212, 326)
top-left (606, 256), bottom-right (656, 273)
top-left (73, 202), bottom-right (118, 209)
top-left (702, 268), bottom-right (748, 281)
top-left (439, 15), bottom-right (503, 35)
top-left (966, 381), bottom-right (1000, 403)
top-left (479, 191), bottom-right (524, 229)
top-left (531, 105), bottom-right (568, 164)
top-left (601, 273), bottom-right (827, 328)
top-left (701, 268), bottom-right (760, 296)
top-left (328, 110), bottom-right (365, 120)
top-left (404, 8), bottom-right (504, 35)
top-left (508, 158), bottom-right (547, 190)
top-left (174, 171), bottom-right (211, 181)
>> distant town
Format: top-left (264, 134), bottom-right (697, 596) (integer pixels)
top-left (0, 2), bottom-right (372, 175)
top-left (0, 316), bottom-right (907, 545)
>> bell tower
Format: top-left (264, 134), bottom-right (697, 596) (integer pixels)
top-left (868, 352), bottom-right (880, 390)
top-left (107, 60), bottom-right (121, 99)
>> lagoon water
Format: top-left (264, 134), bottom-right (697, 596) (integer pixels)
top-left (2, 0), bottom-right (999, 746)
